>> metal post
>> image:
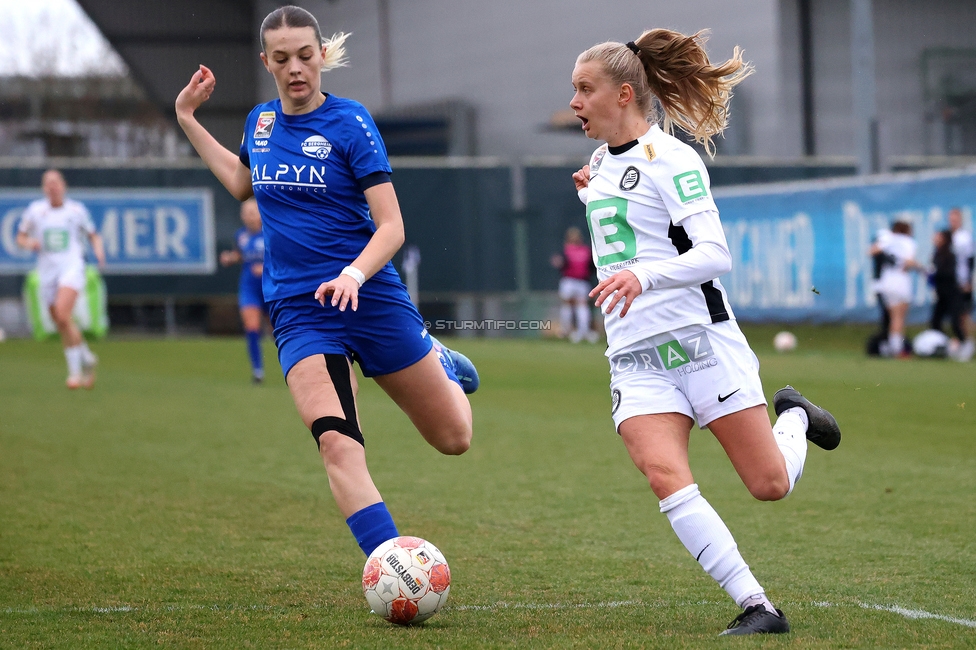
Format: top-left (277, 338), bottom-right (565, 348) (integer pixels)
top-left (402, 245), bottom-right (421, 307)
top-left (851, 0), bottom-right (879, 174)
top-left (511, 161), bottom-right (530, 295)
top-left (513, 218), bottom-right (530, 295)
top-left (164, 297), bottom-right (177, 338)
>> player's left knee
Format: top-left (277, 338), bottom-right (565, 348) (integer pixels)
top-left (51, 306), bottom-right (72, 326)
top-left (747, 473), bottom-right (790, 502)
top-left (428, 421), bottom-right (471, 456)
top-left (311, 416), bottom-right (364, 449)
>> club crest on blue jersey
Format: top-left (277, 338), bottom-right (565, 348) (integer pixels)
top-left (301, 135), bottom-right (333, 160)
top-left (254, 111), bottom-right (276, 138)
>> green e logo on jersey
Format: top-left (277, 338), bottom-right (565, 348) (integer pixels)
top-left (673, 170), bottom-right (707, 203)
top-left (586, 197), bottom-right (638, 265)
top-left (43, 229), bottom-right (69, 252)
top-left (657, 340), bottom-right (690, 370)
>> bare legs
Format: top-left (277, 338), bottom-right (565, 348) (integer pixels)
top-left (286, 349), bottom-right (471, 523)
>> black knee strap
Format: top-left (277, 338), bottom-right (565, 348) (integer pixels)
top-left (311, 416), bottom-right (364, 448)
top-left (310, 353), bottom-right (363, 448)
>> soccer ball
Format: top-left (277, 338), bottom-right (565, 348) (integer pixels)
top-left (773, 331), bottom-right (797, 352)
top-left (362, 536), bottom-right (451, 625)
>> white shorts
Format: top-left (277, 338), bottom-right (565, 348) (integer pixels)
top-left (608, 320), bottom-right (767, 431)
top-left (877, 271), bottom-right (912, 306)
top-left (558, 277), bottom-right (591, 302)
top-left (39, 264), bottom-right (86, 307)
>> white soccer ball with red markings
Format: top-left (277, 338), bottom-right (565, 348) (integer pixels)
top-left (362, 536), bottom-right (451, 625)
top-left (773, 331), bottom-right (798, 352)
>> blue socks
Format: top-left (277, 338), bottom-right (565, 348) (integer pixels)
top-left (245, 330), bottom-right (263, 378)
top-left (346, 502), bottom-right (399, 556)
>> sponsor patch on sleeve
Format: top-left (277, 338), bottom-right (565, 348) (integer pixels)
top-left (672, 170), bottom-right (707, 203)
top-left (644, 144), bottom-right (656, 161)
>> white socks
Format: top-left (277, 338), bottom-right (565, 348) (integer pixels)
top-left (660, 484), bottom-right (773, 612)
top-left (888, 333), bottom-right (904, 356)
top-left (573, 303), bottom-right (591, 339)
top-left (64, 345), bottom-right (84, 376)
top-left (773, 407), bottom-right (808, 496)
top-left (559, 304), bottom-right (573, 338)
top-left (79, 341), bottom-right (95, 364)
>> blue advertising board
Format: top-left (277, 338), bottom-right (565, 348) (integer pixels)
top-left (0, 188), bottom-right (215, 274)
top-left (714, 167), bottom-right (976, 322)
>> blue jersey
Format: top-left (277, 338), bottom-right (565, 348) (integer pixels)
top-left (235, 226), bottom-right (265, 307)
top-left (239, 94), bottom-right (395, 302)
top-left (236, 226), bottom-right (265, 277)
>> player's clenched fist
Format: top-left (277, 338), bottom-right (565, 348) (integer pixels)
top-left (175, 65), bottom-right (216, 119)
top-left (572, 164), bottom-right (590, 190)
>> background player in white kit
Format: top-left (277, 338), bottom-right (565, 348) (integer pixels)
top-left (869, 220), bottom-right (924, 358)
top-left (16, 169), bottom-right (105, 389)
top-left (947, 207), bottom-right (975, 360)
top-left (570, 30), bottom-right (842, 635)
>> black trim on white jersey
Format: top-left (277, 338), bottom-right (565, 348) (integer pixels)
top-left (608, 139), bottom-right (640, 155)
top-left (667, 222), bottom-right (731, 323)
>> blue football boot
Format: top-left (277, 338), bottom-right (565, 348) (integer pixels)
top-left (430, 336), bottom-right (480, 394)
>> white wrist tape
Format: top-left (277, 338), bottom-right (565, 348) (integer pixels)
top-left (341, 265), bottom-right (366, 287)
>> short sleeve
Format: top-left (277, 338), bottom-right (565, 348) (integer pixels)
top-left (344, 107), bottom-right (392, 180)
top-left (650, 145), bottom-right (718, 224)
top-left (239, 126), bottom-right (250, 169)
top-left (17, 204), bottom-right (36, 234)
top-left (76, 203), bottom-right (96, 235)
top-left (239, 109), bottom-right (255, 169)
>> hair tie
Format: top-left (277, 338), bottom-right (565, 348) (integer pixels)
top-left (625, 41), bottom-right (641, 56)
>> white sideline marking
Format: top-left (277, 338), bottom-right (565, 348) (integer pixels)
top-left (859, 603), bottom-right (976, 629)
top-left (451, 600), bottom-right (643, 612)
top-left (4, 600), bottom-right (976, 629)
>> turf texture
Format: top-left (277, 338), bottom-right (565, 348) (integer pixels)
top-left (1, 325), bottom-right (974, 648)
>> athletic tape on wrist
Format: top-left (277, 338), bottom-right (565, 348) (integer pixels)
top-left (341, 265), bottom-right (366, 287)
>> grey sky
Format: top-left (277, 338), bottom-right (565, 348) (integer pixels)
top-left (0, 0), bottom-right (126, 76)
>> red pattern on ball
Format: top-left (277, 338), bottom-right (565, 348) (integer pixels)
top-left (362, 557), bottom-right (382, 589)
top-left (388, 597), bottom-right (420, 625)
top-left (396, 536), bottom-right (425, 550)
top-left (428, 563), bottom-right (451, 593)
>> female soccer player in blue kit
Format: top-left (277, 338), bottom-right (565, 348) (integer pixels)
top-left (175, 5), bottom-right (478, 559)
top-left (219, 198), bottom-right (268, 383)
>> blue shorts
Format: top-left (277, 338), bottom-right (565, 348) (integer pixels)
top-left (239, 273), bottom-right (266, 310)
top-left (268, 277), bottom-right (432, 380)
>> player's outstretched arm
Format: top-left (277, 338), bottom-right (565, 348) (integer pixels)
top-left (175, 65), bottom-right (253, 201)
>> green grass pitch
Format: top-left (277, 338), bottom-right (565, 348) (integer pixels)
top-left (1, 325), bottom-right (974, 648)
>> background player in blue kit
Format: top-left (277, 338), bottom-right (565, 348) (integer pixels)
top-left (174, 5), bottom-right (478, 559)
top-left (219, 198), bottom-right (268, 383)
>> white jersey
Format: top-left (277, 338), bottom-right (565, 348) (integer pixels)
top-left (17, 198), bottom-right (95, 276)
top-left (876, 231), bottom-right (917, 304)
top-left (583, 125), bottom-right (733, 354)
top-left (951, 228), bottom-right (974, 288)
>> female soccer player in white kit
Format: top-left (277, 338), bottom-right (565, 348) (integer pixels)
top-left (16, 169), bottom-right (105, 389)
top-left (870, 220), bottom-right (923, 358)
top-left (570, 30), bottom-right (842, 635)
